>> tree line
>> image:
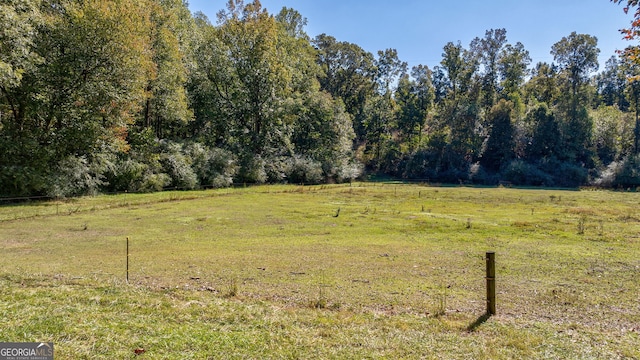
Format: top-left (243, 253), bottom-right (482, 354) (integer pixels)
top-left (2, 0), bottom-right (640, 198)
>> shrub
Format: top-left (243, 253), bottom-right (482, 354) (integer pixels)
top-left (264, 156), bottom-right (290, 183)
top-left (594, 154), bottom-right (640, 189)
top-left (554, 162), bottom-right (588, 188)
top-left (336, 161), bottom-right (364, 183)
top-left (501, 160), bottom-right (552, 186)
top-left (0, 165), bottom-right (49, 197)
top-left (106, 159), bottom-right (170, 193)
top-left (48, 156), bottom-right (105, 198)
top-left (468, 163), bottom-right (499, 185)
top-left (236, 155), bottom-right (267, 184)
top-left (186, 143), bottom-right (237, 188)
top-left (401, 149), bottom-right (441, 181)
top-left (287, 156), bottom-right (324, 184)
top-left (158, 141), bottom-right (198, 190)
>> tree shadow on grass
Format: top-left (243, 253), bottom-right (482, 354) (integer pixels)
top-left (466, 312), bottom-right (492, 332)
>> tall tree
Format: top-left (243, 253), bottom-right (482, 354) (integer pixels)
top-left (470, 28), bottom-right (507, 110)
top-left (436, 41), bottom-right (481, 174)
top-left (551, 32), bottom-right (600, 113)
top-left (1, 0), bottom-right (155, 196)
top-left (141, 0), bottom-right (193, 139)
top-left (290, 91), bottom-right (355, 179)
top-left (214, 0), bottom-right (291, 156)
top-left (375, 48), bottom-right (407, 94)
top-left (525, 62), bottom-right (560, 106)
top-left (594, 56), bottom-right (629, 110)
top-left (275, 6), bottom-right (308, 40)
top-left (499, 42), bottom-right (531, 107)
top-left (395, 65), bottom-right (434, 147)
top-left (313, 33), bottom-right (377, 142)
top-left (621, 56), bottom-right (640, 152)
top-left (439, 41), bottom-right (477, 102)
top-left (551, 32), bottom-right (600, 163)
top-left (527, 104), bottom-right (561, 160)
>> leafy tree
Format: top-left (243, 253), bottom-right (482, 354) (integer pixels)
top-left (362, 94), bottom-right (396, 167)
top-left (1, 0), bottom-right (155, 196)
top-left (395, 66), bottom-right (434, 148)
top-left (290, 91), bottom-right (356, 180)
top-left (594, 56), bottom-right (630, 110)
top-left (551, 32), bottom-right (600, 110)
top-left (0, 0), bottom-right (42, 90)
top-left (313, 33), bottom-right (377, 142)
top-left (470, 28), bottom-right (507, 110)
top-left (527, 104), bottom-right (561, 160)
top-left (439, 41), bottom-right (478, 102)
top-left (551, 32), bottom-right (599, 163)
top-left (436, 41), bottom-right (481, 175)
top-left (591, 105), bottom-right (634, 164)
top-left (275, 6), bottom-right (308, 40)
top-left (525, 62), bottom-right (560, 106)
top-left (213, 0), bottom-right (294, 158)
top-left (481, 99), bottom-right (515, 171)
top-left (375, 48), bottom-right (407, 94)
top-left (499, 42), bottom-right (531, 111)
top-left (140, 0), bottom-right (194, 139)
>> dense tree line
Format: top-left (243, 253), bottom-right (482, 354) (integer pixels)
top-left (2, 0), bottom-right (640, 197)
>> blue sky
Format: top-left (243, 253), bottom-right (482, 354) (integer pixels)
top-left (187, 0), bottom-right (635, 72)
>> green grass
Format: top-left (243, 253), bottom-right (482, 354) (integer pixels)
top-left (1, 184), bottom-right (639, 359)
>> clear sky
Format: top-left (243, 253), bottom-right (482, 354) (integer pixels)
top-left (187, 0), bottom-right (635, 72)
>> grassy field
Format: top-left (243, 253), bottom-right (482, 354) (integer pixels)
top-left (1, 183), bottom-right (639, 359)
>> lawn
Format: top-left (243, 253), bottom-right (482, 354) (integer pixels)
top-left (0, 184), bottom-right (639, 359)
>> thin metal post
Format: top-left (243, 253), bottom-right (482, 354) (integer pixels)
top-left (126, 237), bottom-right (130, 283)
top-left (486, 251), bottom-right (496, 315)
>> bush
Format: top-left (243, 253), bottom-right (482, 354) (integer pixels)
top-left (401, 147), bottom-right (444, 181)
top-left (0, 165), bottom-right (49, 197)
top-left (336, 161), bottom-right (363, 183)
top-left (594, 154), bottom-right (640, 189)
top-left (158, 141), bottom-right (198, 190)
top-left (186, 143), bottom-right (237, 188)
top-left (106, 159), bottom-right (170, 193)
top-left (48, 156), bottom-right (105, 198)
top-left (554, 162), bottom-right (588, 187)
top-left (501, 160), bottom-right (552, 187)
top-left (236, 155), bottom-right (267, 184)
top-left (593, 161), bottom-right (621, 188)
top-left (468, 163), bottom-right (499, 185)
top-left (264, 156), bottom-right (290, 183)
top-left (287, 156), bottom-right (324, 184)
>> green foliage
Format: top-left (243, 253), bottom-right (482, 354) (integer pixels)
top-left (185, 143), bottom-right (237, 189)
top-left (5, 1), bottom-right (640, 197)
top-left (313, 34), bottom-right (377, 142)
top-left (140, 0), bottom-right (194, 138)
top-left (48, 156), bottom-right (105, 198)
top-left (0, 0), bottom-right (42, 89)
top-left (236, 154), bottom-right (267, 184)
top-left (106, 158), bottom-right (166, 193)
top-left (596, 153), bottom-right (640, 188)
top-left (500, 160), bottom-right (552, 186)
top-left (527, 103), bottom-right (562, 160)
top-left (286, 155), bottom-right (324, 184)
top-left (480, 99), bottom-right (515, 171)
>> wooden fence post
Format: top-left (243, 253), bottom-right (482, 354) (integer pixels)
top-left (486, 251), bottom-right (496, 315)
